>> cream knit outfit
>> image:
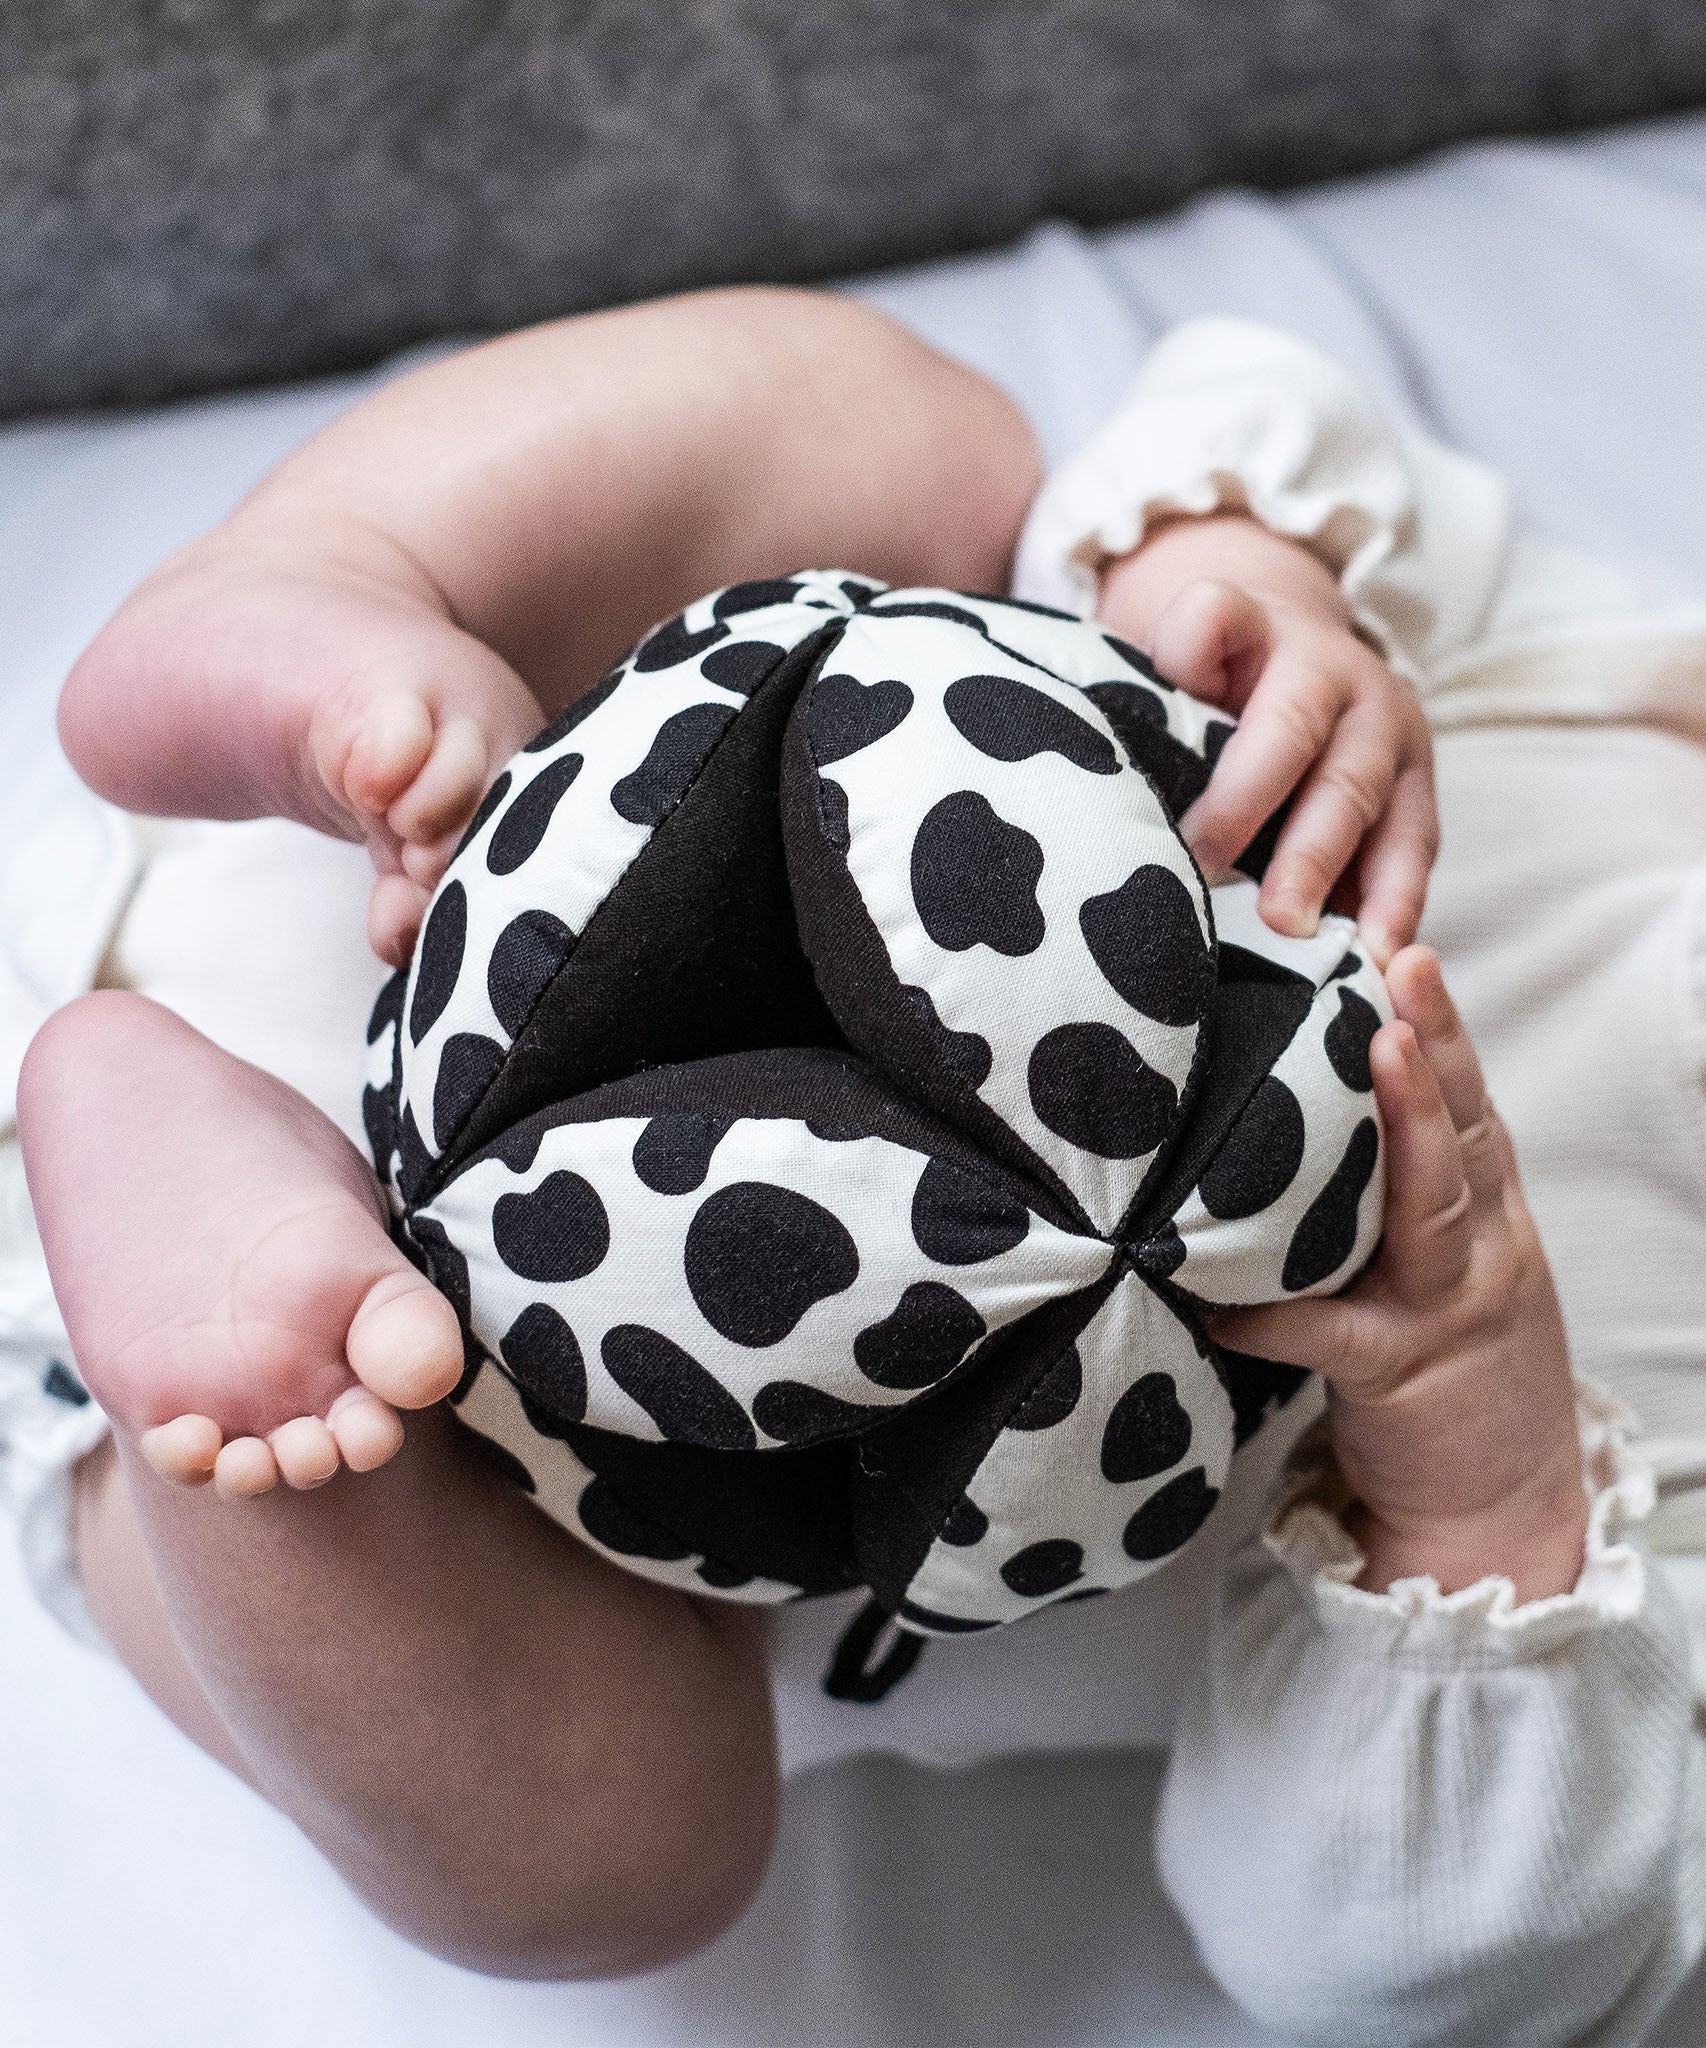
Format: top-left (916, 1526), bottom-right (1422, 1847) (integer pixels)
top-left (3, 317), bottom-right (1705, 2042)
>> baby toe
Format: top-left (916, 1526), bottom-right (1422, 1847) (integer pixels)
top-left (327, 1387), bottom-right (406, 1473)
top-left (369, 872), bottom-right (431, 968)
top-left (343, 693), bottom-right (437, 814)
top-left (347, 1272), bottom-right (466, 1411)
top-left (270, 1415), bottom-right (342, 1490)
top-left (214, 1436), bottom-right (280, 1501)
top-left (389, 716), bottom-right (490, 847)
top-left (139, 1414), bottom-right (223, 1487)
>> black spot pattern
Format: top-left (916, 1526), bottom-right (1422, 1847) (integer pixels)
top-left (492, 1170), bottom-right (611, 1282)
top-left (853, 1282), bottom-right (986, 1390)
top-left (578, 1475), bottom-right (694, 1560)
top-left (1100, 1372), bottom-right (1193, 1484)
top-left (1084, 680), bottom-right (1168, 763)
top-left (409, 881), bottom-right (467, 1043)
top-left (1198, 1076), bottom-right (1306, 1220)
top-left (1100, 632), bottom-right (1163, 679)
top-left (1123, 1467), bottom-right (1220, 1560)
top-left (1324, 988), bottom-right (1382, 1092)
top-left (1027, 1023), bottom-right (1177, 1159)
top-left (911, 1158), bottom-right (1031, 1264)
top-left (632, 615), bottom-right (729, 671)
top-left (631, 1113), bottom-right (731, 1195)
top-left (899, 984), bottom-right (993, 1089)
top-left (941, 1495), bottom-right (989, 1547)
top-left (1006, 1345), bottom-right (1082, 1431)
top-left (943, 673), bottom-right (1119, 774)
top-left (1000, 1539), bottom-right (1084, 1598)
top-left (367, 968), bottom-right (405, 1046)
top-left (1079, 865), bottom-right (1214, 1027)
top-left (701, 640), bottom-right (784, 696)
top-left (910, 792), bottom-right (1045, 956)
top-left (752, 1379), bottom-right (880, 1444)
top-left (487, 910), bottom-right (575, 1039)
top-left (610, 702), bottom-right (736, 825)
top-left (487, 754), bottom-right (584, 876)
top-left (714, 578), bottom-right (801, 618)
top-left (684, 1182), bottom-right (859, 1344)
top-left (1282, 1118), bottom-right (1379, 1292)
top-left (41, 1361), bottom-right (88, 1407)
top-left (696, 1558), bottom-right (756, 1590)
top-left (808, 672), bottom-right (914, 764)
top-left (601, 1324), bottom-right (757, 1450)
top-left (432, 1031), bottom-right (507, 1149)
top-left (499, 1303), bottom-right (586, 1422)
top-left (453, 769), bottom-right (513, 858)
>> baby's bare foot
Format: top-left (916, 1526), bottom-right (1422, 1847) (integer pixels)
top-left (59, 523), bottom-right (544, 966)
top-left (19, 993), bottom-right (467, 1499)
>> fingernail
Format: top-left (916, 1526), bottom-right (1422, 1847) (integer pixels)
top-left (1359, 919), bottom-right (1390, 959)
top-left (1265, 893), bottom-right (1318, 938)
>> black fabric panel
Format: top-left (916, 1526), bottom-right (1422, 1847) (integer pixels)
top-left (554, 1420), bottom-right (862, 1597)
top-left (1123, 945), bottom-right (1316, 1246)
top-left (780, 659), bottom-right (1091, 1241)
top-left (851, 1275), bottom-right (1119, 1611)
top-left (445, 1043), bottom-right (1054, 1219)
top-left (429, 629), bottom-right (847, 1191)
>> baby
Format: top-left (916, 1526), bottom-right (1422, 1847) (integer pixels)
top-left (15, 289), bottom-right (1586, 1977)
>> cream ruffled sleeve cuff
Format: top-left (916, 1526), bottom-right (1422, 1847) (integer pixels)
top-left (1011, 315), bottom-right (1514, 683)
top-left (1153, 1380), bottom-right (1706, 2046)
top-left (1263, 1380), bottom-right (1652, 1665)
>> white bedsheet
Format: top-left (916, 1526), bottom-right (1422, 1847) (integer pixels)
top-left (6, 107), bottom-right (1706, 2048)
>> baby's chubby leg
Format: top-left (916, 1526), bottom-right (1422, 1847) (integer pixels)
top-left (67, 1365), bottom-right (775, 1979)
top-left (24, 1003), bottom-right (777, 1975)
top-left (59, 288), bottom-right (1040, 963)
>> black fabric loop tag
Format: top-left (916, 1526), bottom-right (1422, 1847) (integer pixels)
top-left (823, 1596), bottom-right (927, 1703)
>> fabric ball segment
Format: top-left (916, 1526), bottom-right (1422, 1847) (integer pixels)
top-left (365, 571), bottom-right (1388, 1667)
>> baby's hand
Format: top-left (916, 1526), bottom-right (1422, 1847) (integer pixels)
top-left (1209, 948), bottom-right (1589, 1606)
top-left (1098, 515), bottom-right (1436, 966)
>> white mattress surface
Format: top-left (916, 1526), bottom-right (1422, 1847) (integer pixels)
top-left (6, 107), bottom-right (1706, 2048)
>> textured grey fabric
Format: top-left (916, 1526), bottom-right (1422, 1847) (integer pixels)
top-left (7, 0), bottom-right (1706, 418)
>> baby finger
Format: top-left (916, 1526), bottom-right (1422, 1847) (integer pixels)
top-left (1370, 1019), bottom-right (1474, 1306)
top-left (1179, 655), bottom-right (1344, 881)
top-left (1350, 755), bottom-right (1437, 966)
top-left (1256, 694), bottom-right (1396, 937)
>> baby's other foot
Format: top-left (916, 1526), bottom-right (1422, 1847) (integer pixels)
top-left (19, 993), bottom-right (467, 1500)
top-left (316, 630), bottom-right (544, 967)
top-left (59, 530), bottom-right (544, 968)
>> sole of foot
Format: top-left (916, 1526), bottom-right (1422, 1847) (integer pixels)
top-left (20, 992), bottom-right (469, 1503)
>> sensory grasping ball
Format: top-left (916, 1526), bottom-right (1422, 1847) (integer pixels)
top-left (365, 572), bottom-right (1387, 1695)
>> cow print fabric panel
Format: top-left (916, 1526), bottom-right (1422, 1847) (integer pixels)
top-left (900, 1281), bottom-right (1234, 1632)
top-left (369, 573), bottom-right (1387, 1643)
